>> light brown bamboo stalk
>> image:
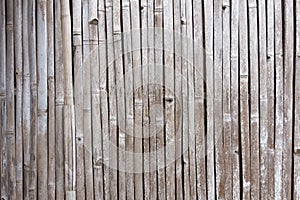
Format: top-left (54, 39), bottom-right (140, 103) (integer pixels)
top-left (266, 0), bottom-right (275, 198)
top-left (0, 0), bottom-right (7, 199)
top-left (294, 1), bottom-right (300, 199)
top-left (274, 0), bottom-right (284, 199)
top-left (99, 0), bottom-right (110, 198)
top-left (72, 0), bottom-right (85, 198)
top-left (82, 0), bottom-right (94, 198)
top-left (248, 1), bottom-right (260, 199)
top-left (61, 0), bottom-right (76, 197)
top-left (174, 0), bottom-right (182, 198)
top-left (54, 0), bottom-right (65, 198)
top-left (14, 0), bottom-right (23, 198)
top-left (148, 0), bottom-right (157, 198)
top-left (141, 0), bottom-right (150, 198)
top-left (121, 0), bottom-right (135, 195)
top-left (204, 0), bottom-right (215, 198)
top-left (230, 0), bottom-right (240, 199)
top-left (258, 0), bottom-right (269, 198)
top-left (282, 0), bottom-right (294, 199)
top-left (222, 0), bottom-right (232, 199)
top-left (22, 0), bottom-right (31, 199)
top-left (29, 0), bottom-right (38, 198)
top-left (193, 0), bottom-right (206, 199)
top-left (154, 0), bottom-right (165, 198)
top-left (163, 0), bottom-right (175, 199)
top-left (47, 0), bottom-right (55, 199)
top-left (5, 0), bottom-right (16, 199)
top-left (37, 0), bottom-right (48, 199)
top-left (214, 0), bottom-right (224, 198)
top-left (239, 0), bottom-right (250, 199)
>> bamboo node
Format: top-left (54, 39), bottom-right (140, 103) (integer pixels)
top-left (5, 130), bottom-right (14, 135)
top-left (89, 18), bottom-right (99, 25)
top-left (6, 23), bottom-right (13, 30)
top-left (38, 109), bottom-right (48, 116)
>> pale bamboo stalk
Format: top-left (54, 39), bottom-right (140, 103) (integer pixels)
top-left (222, 0), bottom-right (232, 199)
top-left (180, 0), bottom-right (190, 198)
top-left (104, 0), bottom-right (117, 198)
top-left (163, 0), bottom-right (175, 199)
top-left (147, 0), bottom-right (157, 198)
top-left (99, 0), bottom-right (110, 198)
top-left (204, 0), bottom-right (215, 198)
top-left (89, 0), bottom-right (104, 198)
top-left (214, 0), bottom-right (224, 198)
top-left (37, 0), bottom-right (48, 199)
top-left (0, 0), bottom-right (7, 199)
top-left (140, 0), bottom-right (150, 198)
top-left (154, 0), bottom-right (165, 198)
top-left (14, 0), bottom-right (23, 198)
top-left (274, 0), bottom-right (284, 199)
top-left (29, 0), bottom-right (38, 198)
top-left (112, 0), bottom-right (126, 198)
top-left (193, 0), bottom-right (206, 199)
top-left (258, 0), bottom-right (269, 198)
top-left (22, 0), bottom-right (31, 199)
top-left (230, 0), bottom-right (240, 199)
top-left (5, 0), bottom-right (16, 199)
top-left (282, 0), bottom-right (294, 199)
top-left (174, 0), bottom-right (182, 198)
top-left (121, 0), bottom-right (135, 194)
top-left (294, 1), bottom-right (300, 199)
top-left (239, 0), bottom-right (250, 199)
top-left (248, 1), bottom-right (260, 199)
top-left (63, 0), bottom-right (77, 192)
top-left (266, 0), bottom-right (275, 198)
top-left (72, 0), bottom-right (85, 198)
top-left (47, 0), bottom-right (55, 199)
top-left (54, 0), bottom-right (65, 198)
top-left (83, 0), bottom-right (95, 198)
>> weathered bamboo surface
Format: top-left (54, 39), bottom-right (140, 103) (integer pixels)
top-left (0, 0), bottom-right (299, 199)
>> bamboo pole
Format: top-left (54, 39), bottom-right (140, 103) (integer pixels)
top-left (14, 0), bottom-right (23, 197)
top-left (29, 0), bottom-right (38, 198)
top-left (47, 0), bottom-right (55, 198)
top-left (6, 0), bottom-right (16, 198)
top-left (239, 0), bottom-right (250, 198)
top-left (274, 0), bottom-right (284, 199)
top-left (22, 0), bottom-right (31, 199)
top-left (173, 0), bottom-right (182, 198)
top-left (222, 0), bottom-right (232, 199)
top-left (248, 1), bottom-right (260, 199)
top-left (54, 0), bottom-right (65, 198)
top-left (0, 1), bottom-right (7, 199)
top-left (230, 0), bottom-right (240, 198)
top-left (282, 0), bottom-right (294, 199)
top-left (72, 0), bottom-right (85, 198)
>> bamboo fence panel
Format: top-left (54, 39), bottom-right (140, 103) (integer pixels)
top-left (0, 0), bottom-right (299, 199)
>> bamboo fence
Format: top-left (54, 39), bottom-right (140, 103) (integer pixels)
top-left (0, 0), bottom-right (300, 199)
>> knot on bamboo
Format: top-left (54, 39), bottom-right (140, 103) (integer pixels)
top-left (89, 18), bottom-right (98, 25)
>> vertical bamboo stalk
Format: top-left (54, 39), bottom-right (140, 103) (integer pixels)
top-left (47, 0), bottom-right (55, 199)
top-left (274, 0), bottom-right (283, 199)
top-left (0, 1), bottom-right (7, 199)
top-left (54, 0), bottom-right (65, 198)
top-left (163, 0), bottom-right (175, 199)
top-left (72, 0), bottom-right (85, 198)
top-left (14, 0), bottom-right (23, 198)
top-left (37, 0), bottom-right (48, 199)
top-left (204, 0), bottom-right (215, 198)
top-left (239, 0), bottom-right (250, 198)
top-left (5, 0), bottom-right (16, 199)
top-left (193, 0), bottom-right (206, 199)
top-left (248, 1), bottom-right (260, 199)
top-left (282, 0), bottom-right (294, 199)
top-left (230, 0), bottom-right (240, 198)
top-left (173, 0), bottom-right (182, 198)
top-left (222, 0), bottom-right (232, 199)
top-left (22, 0), bottom-right (31, 199)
